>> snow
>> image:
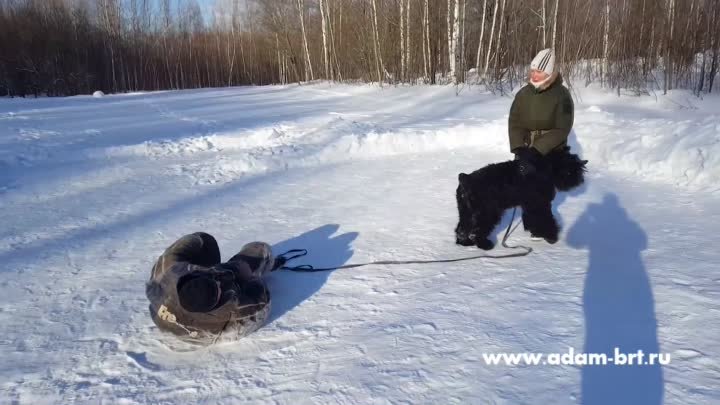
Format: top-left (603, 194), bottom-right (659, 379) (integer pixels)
top-left (93, 91), bottom-right (105, 98)
top-left (0, 83), bottom-right (718, 404)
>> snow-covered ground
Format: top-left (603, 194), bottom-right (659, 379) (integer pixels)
top-left (0, 83), bottom-right (718, 405)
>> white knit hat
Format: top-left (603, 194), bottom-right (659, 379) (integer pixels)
top-left (530, 48), bottom-right (555, 76)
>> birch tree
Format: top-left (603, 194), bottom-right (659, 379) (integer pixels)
top-left (603, 0), bottom-right (610, 86)
top-left (552, 0), bottom-right (559, 49)
top-left (709, 0), bottom-right (719, 93)
top-left (297, 0), bottom-right (314, 81)
top-left (449, 0), bottom-right (460, 81)
top-left (320, 0), bottom-right (330, 80)
top-left (400, 0), bottom-right (406, 81)
top-left (371, 0), bottom-right (384, 83)
top-left (475, 0), bottom-right (487, 72)
top-left (492, 0), bottom-right (507, 80)
top-left (446, 0), bottom-right (451, 76)
top-left (459, 0), bottom-right (466, 82)
top-left (664, 0), bottom-right (675, 93)
top-left (423, 0), bottom-right (430, 80)
top-left (542, 0), bottom-right (547, 47)
top-left (406, 0), bottom-right (411, 83)
top-left (482, 0), bottom-right (500, 80)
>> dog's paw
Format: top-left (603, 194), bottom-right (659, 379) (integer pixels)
top-left (455, 229), bottom-right (477, 246)
top-left (475, 238), bottom-right (494, 251)
top-left (455, 231), bottom-right (475, 246)
top-left (456, 236), bottom-right (475, 246)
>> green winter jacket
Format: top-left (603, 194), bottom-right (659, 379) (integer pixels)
top-left (508, 73), bottom-right (574, 155)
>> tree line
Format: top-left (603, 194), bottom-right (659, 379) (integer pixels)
top-left (1, 0), bottom-right (718, 97)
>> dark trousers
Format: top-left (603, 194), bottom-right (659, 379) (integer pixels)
top-left (152, 232), bottom-right (220, 279)
top-left (154, 232), bottom-right (277, 280)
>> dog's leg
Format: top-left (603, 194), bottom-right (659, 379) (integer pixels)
top-left (520, 201), bottom-right (559, 243)
top-left (470, 207), bottom-right (503, 250)
top-left (455, 184), bottom-right (476, 246)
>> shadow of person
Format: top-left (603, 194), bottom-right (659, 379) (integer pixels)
top-left (265, 224), bottom-right (358, 324)
top-left (567, 194), bottom-right (663, 405)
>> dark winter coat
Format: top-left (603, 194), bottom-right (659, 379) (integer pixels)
top-left (146, 233), bottom-right (276, 343)
top-left (508, 72), bottom-right (575, 155)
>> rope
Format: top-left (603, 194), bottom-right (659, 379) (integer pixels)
top-left (277, 208), bottom-right (532, 273)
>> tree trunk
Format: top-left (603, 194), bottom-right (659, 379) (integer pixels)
top-left (297, 0), bottom-right (314, 82)
top-left (603, 0), bottom-right (610, 87)
top-left (371, 0), bottom-right (384, 84)
top-left (326, 0), bottom-right (340, 81)
top-left (400, 0), bottom-right (406, 81)
top-left (406, 0), bottom-right (411, 83)
top-left (331, 0), bottom-right (342, 80)
top-left (492, 0), bottom-right (506, 82)
top-left (552, 0), bottom-right (559, 49)
top-left (450, 0), bottom-right (460, 82)
top-left (320, 0), bottom-right (330, 80)
top-left (475, 0), bottom-right (487, 72)
top-left (482, 0), bottom-right (500, 81)
top-left (542, 0), bottom-right (546, 48)
top-left (459, 0), bottom-right (466, 82)
top-left (639, 0), bottom-right (647, 76)
top-left (276, 33), bottom-right (282, 84)
top-left (423, 0), bottom-right (430, 80)
top-left (709, 47), bottom-right (718, 93)
top-left (708, 1), bottom-right (719, 93)
top-left (665, 0), bottom-right (675, 94)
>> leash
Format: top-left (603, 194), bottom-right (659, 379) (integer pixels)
top-left (277, 208), bottom-right (532, 273)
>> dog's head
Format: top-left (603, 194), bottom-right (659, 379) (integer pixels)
top-left (457, 173), bottom-right (471, 200)
top-left (547, 147), bottom-right (588, 191)
top-left (457, 171), bottom-right (485, 209)
top-left (458, 172), bottom-right (471, 187)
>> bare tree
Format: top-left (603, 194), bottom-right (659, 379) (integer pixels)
top-left (400, 0), bottom-right (406, 81)
top-left (664, 0), bottom-right (675, 94)
top-left (482, 0), bottom-right (499, 80)
top-left (552, 0), bottom-right (559, 49)
top-left (709, 0), bottom-right (720, 92)
top-left (326, 0), bottom-right (341, 81)
top-left (423, 0), bottom-right (430, 80)
top-left (297, 0), bottom-right (314, 81)
top-left (320, 0), bottom-right (330, 80)
top-left (492, 0), bottom-right (507, 81)
top-left (602, 0), bottom-right (610, 86)
top-left (371, 0), bottom-right (384, 83)
top-left (542, 0), bottom-right (547, 47)
top-left (475, 0), bottom-right (488, 72)
top-left (459, 0), bottom-right (466, 82)
top-left (406, 0), bottom-right (411, 83)
top-left (449, 0), bottom-right (460, 81)
top-left (0, 0), bottom-right (716, 96)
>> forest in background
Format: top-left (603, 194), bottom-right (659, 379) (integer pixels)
top-left (0, 0), bottom-right (718, 97)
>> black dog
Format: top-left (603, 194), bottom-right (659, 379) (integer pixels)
top-left (455, 147), bottom-right (587, 250)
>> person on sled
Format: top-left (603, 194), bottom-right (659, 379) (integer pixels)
top-left (145, 232), bottom-right (287, 343)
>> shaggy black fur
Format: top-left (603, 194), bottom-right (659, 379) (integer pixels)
top-left (455, 147), bottom-right (587, 250)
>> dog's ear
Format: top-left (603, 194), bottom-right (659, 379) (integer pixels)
top-left (458, 173), bottom-right (469, 185)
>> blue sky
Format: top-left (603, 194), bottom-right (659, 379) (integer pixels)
top-left (196, 0), bottom-right (214, 11)
top-left (195, 0), bottom-right (215, 17)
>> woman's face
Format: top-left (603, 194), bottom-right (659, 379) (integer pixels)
top-left (530, 69), bottom-right (550, 82)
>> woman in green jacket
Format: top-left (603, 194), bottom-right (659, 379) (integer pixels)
top-left (508, 48), bottom-right (575, 244)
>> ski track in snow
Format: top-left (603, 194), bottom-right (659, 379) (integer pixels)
top-left (0, 84), bottom-right (718, 405)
